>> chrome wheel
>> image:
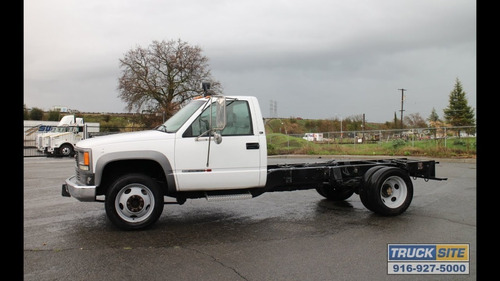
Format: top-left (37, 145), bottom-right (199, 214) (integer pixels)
top-left (115, 183), bottom-right (155, 223)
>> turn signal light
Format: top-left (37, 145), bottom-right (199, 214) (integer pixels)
top-left (83, 151), bottom-right (90, 166)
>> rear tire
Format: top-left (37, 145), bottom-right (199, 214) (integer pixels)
top-left (359, 167), bottom-right (413, 216)
top-left (359, 166), bottom-right (386, 212)
top-left (105, 173), bottom-right (164, 230)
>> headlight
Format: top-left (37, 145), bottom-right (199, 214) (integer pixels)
top-left (77, 149), bottom-right (92, 171)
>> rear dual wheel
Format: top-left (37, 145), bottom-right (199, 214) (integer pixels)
top-left (359, 166), bottom-right (413, 216)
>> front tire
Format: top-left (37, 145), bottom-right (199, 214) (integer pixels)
top-left (105, 173), bottom-right (164, 230)
top-left (359, 167), bottom-right (413, 216)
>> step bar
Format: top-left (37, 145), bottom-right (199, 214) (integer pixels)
top-left (205, 191), bottom-right (253, 201)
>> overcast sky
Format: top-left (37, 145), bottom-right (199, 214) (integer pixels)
top-left (24, 0), bottom-right (476, 123)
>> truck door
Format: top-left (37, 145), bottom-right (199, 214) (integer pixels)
top-left (174, 99), bottom-right (263, 191)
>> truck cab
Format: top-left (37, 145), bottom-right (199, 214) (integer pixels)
top-left (63, 95), bottom-right (268, 229)
top-left (168, 95), bottom-right (267, 191)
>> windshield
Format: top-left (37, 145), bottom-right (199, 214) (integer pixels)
top-left (159, 100), bottom-right (206, 133)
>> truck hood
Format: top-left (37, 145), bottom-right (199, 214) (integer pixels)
top-left (76, 130), bottom-right (172, 149)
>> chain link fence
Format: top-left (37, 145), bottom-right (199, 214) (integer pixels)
top-left (284, 126), bottom-right (476, 144)
top-left (268, 126), bottom-right (476, 156)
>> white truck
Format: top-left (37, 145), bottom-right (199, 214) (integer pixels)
top-left (36, 115), bottom-right (94, 157)
top-left (303, 133), bottom-right (323, 141)
top-left (62, 86), bottom-right (446, 230)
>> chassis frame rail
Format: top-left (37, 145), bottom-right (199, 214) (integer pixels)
top-left (264, 158), bottom-right (447, 193)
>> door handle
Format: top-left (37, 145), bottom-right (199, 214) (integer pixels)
top-left (246, 142), bottom-right (260, 150)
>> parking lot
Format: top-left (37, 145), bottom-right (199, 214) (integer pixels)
top-left (24, 156), bottom-right (476, 280)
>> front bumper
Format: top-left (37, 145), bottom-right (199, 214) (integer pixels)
top-left (62, 176), bottom-right (96, 202)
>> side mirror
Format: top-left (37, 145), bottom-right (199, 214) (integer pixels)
top-left (213, 132), bottom-right (222, 144)
top-left (195, 94), bottom-right (226, 145)
top-left (212, 96), bottom-right (226, 131)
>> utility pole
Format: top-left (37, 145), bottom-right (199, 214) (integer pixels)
top-left (398, 88), bottom-right (406, 130)
top-left (362, 113), bottom-right (365, 142)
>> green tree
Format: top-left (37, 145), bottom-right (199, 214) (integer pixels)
top-left (47, 110), bottom-right (60, 121)
top-left (393, 112), bottom-right (399, 129)
top-left (427, 107), bottom-right (440, 123)
top-left (29, 107), bottom-right (44, 120)
top-left (24, 104), bottom-right (29, 120)
top-left (345, 114), bottom-right (363, 131)
top-left (118, 39), bottom-right (221, 121)
top-left (443, 78), bottom-right (475, 136)
top-left (427, 107), bottom-right (441, 139)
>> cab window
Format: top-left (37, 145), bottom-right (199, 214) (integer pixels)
top-left (183, 100), bottom-right (253, 137)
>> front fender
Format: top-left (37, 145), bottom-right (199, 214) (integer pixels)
top-left (94, 150), bottom-right (176, 192)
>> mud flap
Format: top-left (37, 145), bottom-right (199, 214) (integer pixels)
top-left (61, 184), bottom-right (71, 197)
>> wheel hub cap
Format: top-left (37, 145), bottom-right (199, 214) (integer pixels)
top-left (382, 184), bottom-right (393, 197)
top-left (127, 195), bottom-right (144, 212)
top-left (380, 176), bottom-right (407, 208)
top-left (115, 184), bottom-right (154, 223)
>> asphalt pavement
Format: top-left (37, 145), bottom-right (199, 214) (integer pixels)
top-left (23, 156), bottom-right (477, 281)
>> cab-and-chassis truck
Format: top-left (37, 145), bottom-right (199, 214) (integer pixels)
top-left (62, 86), bottom-right (446, 230)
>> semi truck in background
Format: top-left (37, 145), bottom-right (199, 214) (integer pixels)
top-left (35, 115), bottom-right (99, 157)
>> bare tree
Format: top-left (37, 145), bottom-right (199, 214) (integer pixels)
top-left (118, 39), bottom-right (221, 118)
top-left (403, 113), bottom-right (427, 128)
